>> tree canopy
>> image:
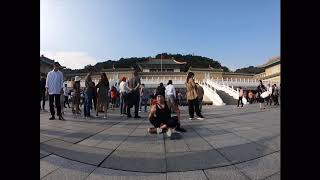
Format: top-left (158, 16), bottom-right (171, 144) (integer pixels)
top-left (234, 66), bottom-right (264, 74)
top-left (62, 53), bottom-right (237, 74)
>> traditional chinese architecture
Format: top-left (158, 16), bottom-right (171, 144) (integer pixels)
top-left (40, 55), bottom-right (66, 76)
top-left (254, 56), bottom-right (280, 83)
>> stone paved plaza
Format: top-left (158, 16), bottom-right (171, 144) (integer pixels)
top-left (40, 104), bottom-right (280, 180)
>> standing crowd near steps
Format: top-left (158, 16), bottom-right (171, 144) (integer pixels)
top-left (41, 63), bottom-right (280, 138)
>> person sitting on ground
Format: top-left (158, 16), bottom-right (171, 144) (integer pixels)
top-left (147, 93), bottom-right (186, 139)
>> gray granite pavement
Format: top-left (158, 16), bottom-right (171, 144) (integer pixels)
top-left (40, 104), bottom-right (280, 179)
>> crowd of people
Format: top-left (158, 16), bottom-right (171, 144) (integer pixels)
top-left (41, 63), bottom-right (279, 139)
top-left (237, 81), bottom-right (280, 109)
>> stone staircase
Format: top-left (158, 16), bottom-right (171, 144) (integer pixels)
top-left (216, 90), bottom-right (238, 105)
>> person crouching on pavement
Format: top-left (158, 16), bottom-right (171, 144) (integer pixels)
top-left (147, 93), bottom-right (186, 139)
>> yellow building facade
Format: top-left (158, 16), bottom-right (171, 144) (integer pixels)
top-left (254, 56), bottom-right (280, 84)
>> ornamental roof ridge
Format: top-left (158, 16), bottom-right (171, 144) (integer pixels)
top-left (259, 56), bottom-right (280, 68)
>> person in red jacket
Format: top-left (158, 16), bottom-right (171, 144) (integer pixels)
top-left (110, 86), bottom-right (117, 110)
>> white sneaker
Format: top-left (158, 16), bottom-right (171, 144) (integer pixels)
top-left (189, 117), bottom-right (196, 120)
top-left (156, 128), bottom-right (162, 134)
top-left (197, 117), bottom-right (204, 120)
top-left (166, 128), bottom-right (172, 137)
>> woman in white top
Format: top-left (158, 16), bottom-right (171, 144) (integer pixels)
top-left (119, 77), bottom-right (132, 115)
top-left (165, 80), bottom-right (176, 111)
top-left (266, 84), bottom-right (273, 106)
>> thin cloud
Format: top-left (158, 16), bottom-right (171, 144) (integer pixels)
top-left (40, 51), bottom-right (98, 69)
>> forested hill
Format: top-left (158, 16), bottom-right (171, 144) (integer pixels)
top-left (62, 53), bottom-right (263, 74)
top-left (234, 66), bottom-right (264, 74)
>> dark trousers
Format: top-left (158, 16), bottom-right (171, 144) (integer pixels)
top-left (49, 94), bottom-right (61, 117)
top-left (198, 98), bottom-right (203, 112)
top-left (120, 92), bottom-right (127, 114)
top-left (188, 98), bottom-right (202, 118)
top-left (64, 96), bottom-right (70, 108)
top-left (127, 92), bottom-right (139, 117)
top-left (92, 96), bottom-right (97, 110)
top-left (273, 95), bottom-right (279, 105)
top-left (150, 116), bottom-right (178, 128)
top-left (237, 96), bottom-right (243, 107)
top-left (40, 90), bottom-right (46, 109)
top-left (266, 95), bottom-right (272, 105)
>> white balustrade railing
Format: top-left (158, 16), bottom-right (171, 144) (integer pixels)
top-left (199, 83), bottom-right (225, 106)
top-left (206, 78), bottom-right (248, 105)
top-left (141, 76), bottom-right (186, 86)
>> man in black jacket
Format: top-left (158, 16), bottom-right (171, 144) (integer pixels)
top-left (127, 71), bottom-right (141, 118)
top-left (40, 73), bottom-right (47, 110)
top-left (156, 82), bottom-right (165, 97)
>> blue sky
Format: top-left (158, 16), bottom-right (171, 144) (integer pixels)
top-left (40, 0), bottom-right (280, 70)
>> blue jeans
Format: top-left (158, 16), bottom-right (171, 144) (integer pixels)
top-left (84, 93), bottom-right (93, 117)
top-left (198, 98), bottom-right (203, 112)
top-left (139, 96), bottom-right (147, 112)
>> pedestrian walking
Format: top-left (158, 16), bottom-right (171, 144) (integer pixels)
top-left (45, 62), bottom-right (64, 120)
top-left (237, 87), bottom-right (244, 107)
top-left (95, 73), bottom-right (109, 118)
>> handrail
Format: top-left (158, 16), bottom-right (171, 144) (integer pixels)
top-left (206, 79), bottom-right (248, 105)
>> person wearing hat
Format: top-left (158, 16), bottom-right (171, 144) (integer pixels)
top-left (148, 93), bottom-right (184, 139)
top-left (45, 62), bottom-right (64, 120)
top-left (72, 76), bottom-right (81, 114)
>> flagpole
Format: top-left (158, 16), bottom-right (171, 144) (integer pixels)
top-left (161, 54), bottom-right (162, 72)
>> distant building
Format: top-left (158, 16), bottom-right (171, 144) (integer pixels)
top-left (254, 56), bottom-right (280, 83)
top-left (40, 55), bottom-right (66, 76)
top-left (137, 57), bottom-right (187, 72)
